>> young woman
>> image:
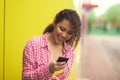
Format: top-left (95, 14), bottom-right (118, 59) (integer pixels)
top-left (22, 9), bottom-right (81, 80)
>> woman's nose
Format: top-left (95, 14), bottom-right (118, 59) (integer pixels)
top-left (62, 33), bottom-right (67, 39)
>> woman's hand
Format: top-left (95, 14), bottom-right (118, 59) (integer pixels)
top-left (49, 61), bottom-right (67, 73)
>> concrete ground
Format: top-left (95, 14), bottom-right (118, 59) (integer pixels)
top-left (81, 35), bottom-right (120, 80)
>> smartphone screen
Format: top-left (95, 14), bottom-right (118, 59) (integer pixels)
top-left (56, 57), bottom-right (69, 63)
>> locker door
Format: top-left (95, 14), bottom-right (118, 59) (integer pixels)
top-left (0, 0), bottom-right (4, 79)
top-left (5, 0), bottom-right (73, 80)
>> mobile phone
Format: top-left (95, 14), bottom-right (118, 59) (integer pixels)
top-left (56, 57), bottom-right (69, 63)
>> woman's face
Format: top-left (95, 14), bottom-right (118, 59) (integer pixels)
top-left (52, 19), bottom-right (73, 45)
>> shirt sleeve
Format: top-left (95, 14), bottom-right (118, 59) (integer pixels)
top-left (51, 49), bottom-right (75, 80)
top-left (22, 40), bottom-right (53, 80)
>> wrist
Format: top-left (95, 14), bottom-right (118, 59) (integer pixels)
top-left (49, 63), bottom-right (54, 73)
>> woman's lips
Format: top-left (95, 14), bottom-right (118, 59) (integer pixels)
top-left (58, 35), bottom-right (64, 42)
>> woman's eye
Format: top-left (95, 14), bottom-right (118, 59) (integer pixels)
top-left (60, 26), bottom-right (65, 31)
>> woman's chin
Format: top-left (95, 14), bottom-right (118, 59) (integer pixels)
top-left (55, 39), bottom-right (63, 45)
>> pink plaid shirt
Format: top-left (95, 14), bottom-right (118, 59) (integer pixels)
top-left (22, 33), bottom-right (75, 80)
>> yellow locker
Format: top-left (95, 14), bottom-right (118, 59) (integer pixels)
top-left (0, 0), bottom-right (4, 79)
top-left (4, 0), bottom-right (76, 80)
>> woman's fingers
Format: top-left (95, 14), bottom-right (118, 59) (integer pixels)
top-left (55, 62), bottom-right (67, 70)
top-left (56, 62), bottom-right (66, 66)
top-left (49, 61), bottom-right (67, 73)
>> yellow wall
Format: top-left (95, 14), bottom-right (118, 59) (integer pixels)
top-left (3, 0), bottom-right (76, 80)
top-left (0, 0), bottom-right (82, 80)
top-left (0, 0), bottom-right (4, 79)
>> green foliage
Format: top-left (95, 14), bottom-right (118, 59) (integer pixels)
top-left (88, 10), bottom-right (96, 24)
top-left (102, 4), bottom-right (120, 25)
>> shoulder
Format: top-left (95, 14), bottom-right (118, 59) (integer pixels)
top-left (64, 43), bottom-right (75, 59)
top-left (64, 43), bottom-right (74, 52)
top-left (25, 33), bottom-right (48, 49)
top-left (26, 36), bottom-right (41, 44)
top-left (25, 35), bottom-right (45, 47)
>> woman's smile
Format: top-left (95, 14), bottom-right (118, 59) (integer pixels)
top-left (56, 34), bottom-right (64, 44)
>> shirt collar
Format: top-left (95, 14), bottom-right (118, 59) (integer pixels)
top-left (40, 33), bottom-right (48, 47)
top-left (63, 42), bottom-right (73, 53)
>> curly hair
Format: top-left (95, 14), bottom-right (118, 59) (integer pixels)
top-left (43, 9), bottom-right (81, 48)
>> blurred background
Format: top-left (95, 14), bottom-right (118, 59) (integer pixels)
top-left (81, 0), bottom-right (120, 80)
top-left (1, 0), bottom-right (120, 80)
